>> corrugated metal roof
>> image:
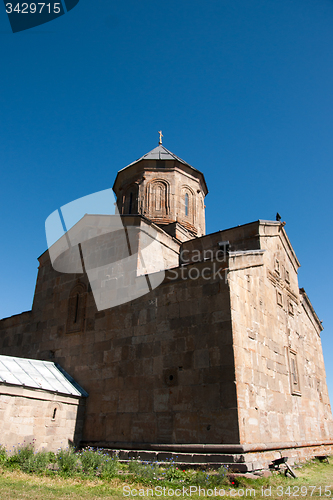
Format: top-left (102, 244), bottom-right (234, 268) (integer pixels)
top-left (0, 355), bottom-right (88, 397)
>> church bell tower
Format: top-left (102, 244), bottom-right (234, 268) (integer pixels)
top-left (113, 138), bottom-right (208, 242)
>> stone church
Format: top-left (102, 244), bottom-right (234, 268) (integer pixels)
top-left (0, 142), bottom-right (332, 469)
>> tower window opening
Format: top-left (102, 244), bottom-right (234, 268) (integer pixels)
top-left (129, 192), bottom-right (133, 214)
top-left (185, 193), bottom-right (189, 216)
top-left (66, 283), bottom-right (87, 334)
top-left (52, 408), bottom-right (57, 420)
top-left (74, 294), bottom-right (79, 324)
top-left (156, 186), bottom-right (162, 211)
top-left (291, 358), bottom-right (298, 384)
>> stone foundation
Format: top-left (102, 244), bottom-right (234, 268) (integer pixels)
top-left (81, 441), bottom-right (333, 472)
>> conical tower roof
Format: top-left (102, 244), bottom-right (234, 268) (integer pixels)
top-left (120, 145), bottom-right (192, 170)
top-left (114, 144), bottom-right (208, 195)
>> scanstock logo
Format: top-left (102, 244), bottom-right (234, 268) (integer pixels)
top-left (45, 189), bottom-right (166, 312)
top-left (3, 0), bottom-right (79, 33)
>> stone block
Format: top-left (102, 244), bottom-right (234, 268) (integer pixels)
top-left (220, 382), bottom-right (238, 409)
top-left (153, 389), bottom-right (170, 412)
top-left (194, 349), bottom-right (210, 369)
top-left (156, 413), bottom-right (173, 442)
top-left (267, 359), bottom-right (275, 371)
top-left (118, 390), bottom-right (139, 413)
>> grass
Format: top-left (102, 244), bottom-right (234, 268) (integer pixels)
top-left (0, 443), bottom-right (118, 479)
top-left (0, 470), bottom-right (125, 499)
top-left (0, 445), bottom-right (331, 499)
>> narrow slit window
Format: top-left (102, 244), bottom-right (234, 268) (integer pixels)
top-left (291, 358), bottom-right (298, 385)
top-left (156, 186), bottom-right (162, 211)
top-left (289, 350), bottom-right (301, 395)
top-left (185, 193), bottom-right (189, 216)
top-left (129, 192), bottom-right (133, 214)
top-left (74, 294), bottom-right (79, 323)
top-left (66, 284), bottom-right (87, 334)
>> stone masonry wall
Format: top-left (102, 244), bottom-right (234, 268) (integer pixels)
top-left (0, 252), bottom-right (238, 445)
top-left (229, 226), bottom-right (333, 445)
top-left (0, 385), bottom-right (84, 452)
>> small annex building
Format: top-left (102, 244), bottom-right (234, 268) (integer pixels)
top-left (0, 355), bottom-right (88, 452)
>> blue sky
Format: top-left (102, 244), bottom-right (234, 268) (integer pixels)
top-left (0, 0), bottom-right (333, 401)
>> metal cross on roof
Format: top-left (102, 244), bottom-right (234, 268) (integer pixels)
top-left (158, 130), bottom-right (163, 145)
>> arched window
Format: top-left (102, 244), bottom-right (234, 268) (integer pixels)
top-left (146, 180), bottom-right (169, 216)
top-left (49, 402), bottom-right (61, 426)
top-left (155, 184), bottom-right (165, 211)
top-left (181, 186), bottom-right (195, 224)
top-left (66, 283), bottom-right (87, 334)
top-left (185, 193), bottom-right (189, 217)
